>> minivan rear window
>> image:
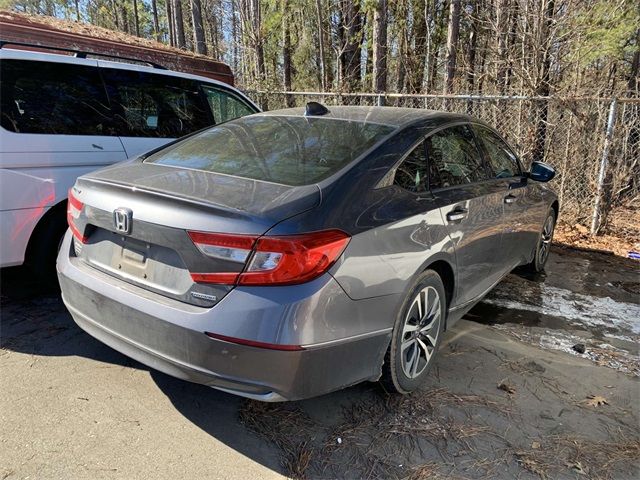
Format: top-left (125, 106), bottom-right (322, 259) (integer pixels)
top-left (145, 115), bottom-right (395, 186)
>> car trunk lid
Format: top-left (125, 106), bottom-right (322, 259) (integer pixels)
top-left (69, 161), bottom-right (320, 306)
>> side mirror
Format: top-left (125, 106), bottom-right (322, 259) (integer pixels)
top-left (528, 161), bottom-right (556, 182)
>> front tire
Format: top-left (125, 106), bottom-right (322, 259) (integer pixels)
top-left (380, 270), bottom-right (446, 394)
top-left (526, 209), bottom-right (556, 273)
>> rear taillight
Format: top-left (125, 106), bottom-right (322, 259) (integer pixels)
top-left (67, 189), bottom-right (87, 243)
top-left (188, 229), bottom-right (350, 286)
top-left (188, 231), bottom-right (256, 284)
top-left (241, 231), bottom-right (350, 285)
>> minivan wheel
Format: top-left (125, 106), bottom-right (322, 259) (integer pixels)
top-left (381, 270), bottom-right (446, 394)
top-left (526, 209), bottom-right (556, 273)
top-left (25, 205), bottom-right (67, 287)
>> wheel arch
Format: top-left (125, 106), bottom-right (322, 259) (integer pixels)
top-left (25, 198), bottom-right (68, 261)
top-left (550, 199), bottom-right (559, 220)
top-left (421, 257), bottom-right (456, 330)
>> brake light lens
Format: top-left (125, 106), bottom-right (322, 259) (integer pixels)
top-left (67, 189), bottom-right (87, 243)
top-left (240, 230), bottom-right (350, 285)
top-left (188, 229), bottom-right (350, 286)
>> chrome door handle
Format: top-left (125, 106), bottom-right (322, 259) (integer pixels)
top-left (504, 194), bottom-right (517, 204)
top-left (446, 208), bottom-right (468, 222)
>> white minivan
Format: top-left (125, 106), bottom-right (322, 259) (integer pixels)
top-left (0, 47), bottom-right (259, 279)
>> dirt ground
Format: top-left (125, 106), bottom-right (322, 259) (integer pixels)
top-left (554, 202), bottom-right (640, 259)
top-left (1, 246), bottom-right (638, 480)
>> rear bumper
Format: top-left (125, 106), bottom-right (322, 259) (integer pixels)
top-left (57, 232), bottom-right (394, 401)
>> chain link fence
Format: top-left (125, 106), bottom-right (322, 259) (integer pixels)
top-left (247, 91), bottom-right (640, 235)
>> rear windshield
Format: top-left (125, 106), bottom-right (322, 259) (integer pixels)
top-left (144, 115), bottom-right (395, 186)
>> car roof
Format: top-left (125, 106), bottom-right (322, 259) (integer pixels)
top-left (257, 105), bottom-right (477, 129)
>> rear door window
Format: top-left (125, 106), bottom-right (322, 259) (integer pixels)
top-left (145, 115), bottom-right (395, 186)
top-left (0, 59), bottom-right (112, 135)
top-left (427, 125), bottom-right (489, 189)
top-left (473, 125), bottom-right (522, 178)
top-left (101, 68), bottom-right (211, 138)
top-left (201, 85), bottom-right (256, 124)
top-left (393, 141), bottom-right (428, 193)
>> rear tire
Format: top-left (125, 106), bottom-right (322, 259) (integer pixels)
top-left (25, 204), bottom-right (68, 287)
top-left (380, 270), bottom-right (446, 394)
top-left (526, 208), bottom-right (556, 273)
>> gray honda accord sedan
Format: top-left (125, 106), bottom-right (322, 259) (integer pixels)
top-left (58, 104), bottom-right (558, 401)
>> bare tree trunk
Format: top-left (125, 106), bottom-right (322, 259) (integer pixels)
top-left (241, 0), bottom-right (265, 83)
top-left (372, 0), bottom-right (387, 93)
top-left (407, 0), bottom-right (426, 93)
top-left (477, 28), bottom-right (488, 94)
top-left (495, 0), bottom-right (508, 93)
top-left (191, 0), bottom-right (207, 54)
top-left (364, 8), bottom-right (373, 83)
top-left (395, 2), bottom-right (407, 93)
top-left (254, 0), bottom-right (266, 81)
top-left (443, 0), bottom-right (460, 95)
top-left (628, 28), bottom-right (640, 95)
top-left (205, 3), bottom-right (220, 59)
top-left (231, 0), bottom-right (238, 73)
top-left (123, 2), bottom-right (131, 34)
top-left (74, 0), bottom-right (80, 21)
top-left (173, 0), bottom-right (187, 49)
top-left (466, 0), bottom-right (478, 93)
top-left (532, 0), bottom-right (555, 163)
top-left (166, 0), bottom-right (175, 46)
top-left (282, 0), bottom-right (293, 106)
top-left (152, 0), bottom-right (161, 41)
top-left (132, 0), bottom-right (140, 36)
top-left (504, 1), bottom-right (519, 93)
top-left (338, 0), bottom-right (363, 92)
top-left (315, 0), bottom-right (327, 91)
top-left (112, 0), bottom-right (120, 31)
top-left (426, 0), bottom-right (447, 93)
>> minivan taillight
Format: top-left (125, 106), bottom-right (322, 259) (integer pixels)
top-left (67, 189), bottom-right (87, 243)
top-left (188, 230), bottom-right (350, 286)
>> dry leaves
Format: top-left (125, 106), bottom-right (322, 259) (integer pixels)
top-left (554, 202), bottom-right (640, 259)
top-left (584, 395), bottom-right (609, 407)
top-left (498, 380), bottom-right (516, 395)
top-left (567, 460), bottom-right (588, 475)
top-left (515, 452), bottom-right (547, 479)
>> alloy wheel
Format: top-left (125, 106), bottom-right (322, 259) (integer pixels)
top-left (539, 215), bottom-right (555, 264)
top-left (400, 286), bottom-right (441, 379)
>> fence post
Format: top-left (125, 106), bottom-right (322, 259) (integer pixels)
top-left (590, 98), bottom-right (618, 235)
top-left (377, 94), bottom-right (385, 106)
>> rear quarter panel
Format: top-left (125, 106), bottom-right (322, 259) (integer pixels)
top-left (328, 187), bottom-right (455, 300)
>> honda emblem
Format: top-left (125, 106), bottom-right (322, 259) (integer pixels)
top-left (113, 208), bottom-right (133, 234)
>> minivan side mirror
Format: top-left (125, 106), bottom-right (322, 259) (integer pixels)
top-left (528, 161), bottom-right (556, 182)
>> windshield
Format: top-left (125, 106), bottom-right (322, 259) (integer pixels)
top-left (144, 115), bottom-right (395, 186)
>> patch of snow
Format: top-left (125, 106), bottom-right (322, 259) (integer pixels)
top-left (603, 332), bottom-right (638, 343)
top-left (539, 332), bottom-right (582, 356)
top-left (484, 284), bottom-right (640, 335)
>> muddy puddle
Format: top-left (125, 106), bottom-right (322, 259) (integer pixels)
top-left (465, 246), bottom-right (640, 376)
